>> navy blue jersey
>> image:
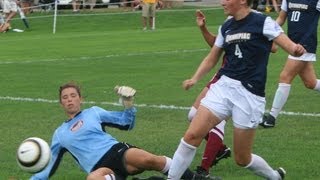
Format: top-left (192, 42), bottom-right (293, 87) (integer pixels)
top-left (282, 0), bottom-right (320, 53)
top-left (216, 12), bottom-right (282, 97)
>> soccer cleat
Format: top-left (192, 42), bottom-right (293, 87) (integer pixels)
top-left (259, 114), bottom-right (276, 128)
top-left (192, 172), bottom-right (222, 180)
top-left (212, 145), bottom-right (231, 166)
top-left (195, 166), bottom-right (209, 177)
top-left (277, 167), bottom-right (286, 179)
top-left (132, 176), bottom-right (165, 180)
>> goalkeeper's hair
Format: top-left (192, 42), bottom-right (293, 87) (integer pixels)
top-left (59, 81), bottom-right (82, 102)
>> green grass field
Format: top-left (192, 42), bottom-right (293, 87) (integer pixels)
top-left (0, 6), bottom-right (319, 180)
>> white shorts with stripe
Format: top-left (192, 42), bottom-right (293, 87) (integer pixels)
top-left (200, 75), bottom-right (266, 129)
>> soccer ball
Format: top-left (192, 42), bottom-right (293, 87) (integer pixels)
top-left (16, 137), bottom-right (51, 173)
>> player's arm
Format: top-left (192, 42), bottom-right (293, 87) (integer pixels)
top-left (31, 133), bottom-right (65, 180)
top-left (275, 0), bottom-right (287, 26)
top-left (276, 10), bottom-right (287, 26)
top-left (274, 33), bottom-right (305, 57)
top-left (183, 45), bottom-right (223, 90)
top-left (94, 106), bottom-right (137, 130)
top-left (263, 17), bottom-right (305, 56)
top-left (196, 10), bottom-right (216, 47)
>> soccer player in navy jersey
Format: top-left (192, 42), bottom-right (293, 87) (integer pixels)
top-left (30, 82), bottom-right (214, 180)
top-left (260, 0), bottom-right (320, 128)
top-left (189, 9), bottom-right (280, 177)
top-left (167, 0), bottom-right (306, 179)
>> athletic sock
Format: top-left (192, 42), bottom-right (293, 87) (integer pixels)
top-left (245, 154), bottom-right (280, 179)
top-left (188, 106), bottom-right (197, 122)
top-left (270, 83), bottom-right (291, 118)
top-left (314, 79), bottom-right (320, 91)
top-left (201, 132), bottom-right (223, 171)
top-left (161, 156), bottom-right (172, 173)
top-left (168, 138), bottom-right (197, 180)
top-left (104, 174), bottom-right (116, 180)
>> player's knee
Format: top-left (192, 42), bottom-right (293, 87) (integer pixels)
top-left (279, 73), bottom-right (291, 83)
top-left (303, 80), bottom-right (315, 89)
top-left (86, 173), bottom-right (98, 180)
top-left (184, 131), bottom-right (203, 147)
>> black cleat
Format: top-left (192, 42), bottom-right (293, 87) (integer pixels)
top-left (212, 145), bottom-right (231, 166)
top-left (259, 114), bottom-right (276, 128)
top-left (132, 176), bottom-right (165, 180)
top-left (277, 167), bottom-right (286, 179)
top-left (195, 166), bottom-right (209, 177)
top-left (193, 166), bottom-right (222, 180)
top-left (192, 173), bottom-right (222, 180)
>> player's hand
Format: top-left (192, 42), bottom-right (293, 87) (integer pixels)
top-left (292, 44), bottom-right (306, 57)
top-left (114, 86), bottom-right (136, 97)
top-left (196, 10), bottom-right (206, 28)
top-left (183, 79), bottom-right (197, 90)
top-left (114, 85), bottom-right (136, 108)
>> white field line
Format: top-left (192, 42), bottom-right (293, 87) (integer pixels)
top-left (1, 96), bottom-right (320, 117)
top-left (0, 48), bottom-right (208, 65)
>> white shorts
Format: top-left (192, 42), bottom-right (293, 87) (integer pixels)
top-left (288, 52), bottom-right (316, 61)
top-left (200, 75), bottom-right (266, 129)
top-left (3, 0), bottom-right (17, 13)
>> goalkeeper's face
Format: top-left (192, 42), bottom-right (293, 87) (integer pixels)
top-left (60, 87), bottom-right (82, 118)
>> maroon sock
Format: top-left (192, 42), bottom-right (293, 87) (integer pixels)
top-left (200, 132), bottom-right (223, 171)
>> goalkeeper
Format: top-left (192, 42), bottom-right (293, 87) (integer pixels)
top-left (31, 81), bottom-right (214, 180)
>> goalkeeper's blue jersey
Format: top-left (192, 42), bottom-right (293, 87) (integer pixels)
top-left (31, 106), bottom-right (137, 180)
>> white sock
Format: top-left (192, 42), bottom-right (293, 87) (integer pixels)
top-left (314, 79), bottom-right (320, 91)
top-left (168, 138), bottom-right (197, 180)
top-left (104, 174), bottom-right (116, 180)
top-left (210, 120), bottom-right (226, 140)
top-left (187, 106), bottom-right (197, 122)
top-left (161, 156), bottom-right (172, 173)
top-left (245, 154), bottom-right (280, 179)
top-left (270, 83), bottom-right (291, 118)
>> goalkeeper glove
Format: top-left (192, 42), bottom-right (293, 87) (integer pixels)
top-left (114, 85), bottom-right (136, 108)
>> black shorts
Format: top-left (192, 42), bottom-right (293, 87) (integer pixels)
top-left (91, 142), bottom-right (136, 179)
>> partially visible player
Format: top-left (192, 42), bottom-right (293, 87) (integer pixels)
top-left (168, 0), bottom-right (306, 178)
top-left (260, 0), bottom-right (320, 128)
top-left (1, 0), bottom-right (18, 27)
top-left (30, 82), bottom-right (217, 180)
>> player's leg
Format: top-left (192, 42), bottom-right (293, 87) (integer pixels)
top-left (124, 148), bottom-right (167, 174)
top-left (196, 121), bottom-right (230, 176)
top-left (188, 87), bottom-right (208, 121)
top-left (233, 87), bottom-right (284, 179)
top-left (124, 148), bottom-right (207, 179)
top-left (87, 167), bottom-right (118, 180)
top-left (234, 128), bottom-right (283, 179)
top-left (168, 105), bottom-right (222, 179)
top-left (189, 87), bottom-right (230, 175)
top-left (299, 62), bottom-right (320, 91)
top-left (261, 58), bottom-right (304, 128)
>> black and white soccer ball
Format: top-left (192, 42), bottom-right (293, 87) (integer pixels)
top-left (16, 137), bottom-right (51, 173)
